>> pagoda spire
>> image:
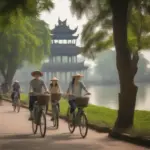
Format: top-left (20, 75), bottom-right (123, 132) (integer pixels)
top-left (58, 17), bottom-right (61, 25)
top-left (62, 19), bottom-right (67, 25)
top-left (58, 18), bottom-right (67, 26)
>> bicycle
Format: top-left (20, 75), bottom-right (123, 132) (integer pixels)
top-left (51, 93), bottom-right (61, 129)
top-left (13, 91), bottom-right (20, 113)
top-left (67, 93), bottom-right (90, 138)
top-left (29, 92), bottom-right (50, 138)
top-left (0, 93), bottom-right (3, 106)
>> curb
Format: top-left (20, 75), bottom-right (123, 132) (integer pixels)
top-left (2, 98), bottom-right (150, 147)
top-left (109, 132), bottom-right (150, 148)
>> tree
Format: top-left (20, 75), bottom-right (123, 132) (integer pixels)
top-left (0, 0), bottom-right (54, 29)
top-left (0, 14), bottom-right (51, 85)
top-left (69, 0), bottom-right (150, 134)
top-left (0, 0), bottom-right (54, 16)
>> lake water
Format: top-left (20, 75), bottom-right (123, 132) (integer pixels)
top-left (20, 82), bottom-right (150, 111)
top-left (88, 83), bottom-right (150, 110)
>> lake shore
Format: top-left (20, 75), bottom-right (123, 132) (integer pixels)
top-left (20, 93), bottom-right (150, 137)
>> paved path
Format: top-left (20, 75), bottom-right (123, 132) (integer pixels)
top-left (0, 102), bottom-right (149, 150)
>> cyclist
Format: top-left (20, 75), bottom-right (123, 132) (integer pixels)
top-left (11, 80), bottom-right (20, 106)
top-left (28, 70), bottom-right (48, 120)
top-left (66, 73), bottom-right (90, 114)
top-left (0, 84), bottom-right (2, 105)
top-left (49, 77), bottom-right (61, 121)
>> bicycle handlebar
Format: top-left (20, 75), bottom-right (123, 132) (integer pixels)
top-left (67, 93), bottom-right (91, 97)
top-left (29, 92), bottom-right (50, 96)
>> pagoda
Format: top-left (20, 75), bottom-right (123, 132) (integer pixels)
top-left (41, 19), bottom-right (88, 83)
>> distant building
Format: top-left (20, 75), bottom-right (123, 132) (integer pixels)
top-left (41, 19), bottom-right (88, 83)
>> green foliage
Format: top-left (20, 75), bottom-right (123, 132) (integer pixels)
top-left (0, 11), bottom-right (51, 81)
top-left (70, 0), bottom-right (112, 58)
top-left (0, 0), bottom-right (54, 16)
top-left (0, 0), bottom-right (54, 28)
top-left (70, 0), bottom-right (150, 58)
top-left (128, 8), bottom-right (150, 52)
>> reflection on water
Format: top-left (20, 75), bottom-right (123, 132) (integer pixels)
top-left (88, 83), bottom-right (149, 110)
top-left (20, 82), bottom-right (150, 110)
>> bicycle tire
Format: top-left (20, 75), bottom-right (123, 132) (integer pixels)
top-left (32, 109), bottom-right (38, 134)
top-left (53, 105), bottom-right (59, 129)
top-left (13, 102), bottom-right (16, 112)
top-left (32, 120), bottom-right (38, 134)
top-left (40, 111), bottom-right (47, 138)
top-left (79, 112), bottom-right (88, 138)
top-left (67, 107), bottom-right (76, 133)
top-left (17, 101), bottom-right (20, 113)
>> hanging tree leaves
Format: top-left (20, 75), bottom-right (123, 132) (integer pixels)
top-left (0, 9), bottom-right (51, 84)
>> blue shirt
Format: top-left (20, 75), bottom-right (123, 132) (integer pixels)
top-left (68, 81), bottom-right (88, 97)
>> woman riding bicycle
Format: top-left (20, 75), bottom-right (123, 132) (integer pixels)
top-left (28, 70), bottom-right (48, 120)
top-left (11, 80), bottom-right (20, 106)
top-left (66, 73), bottom-right (90, 114)
top-left (49, 77), bottom-right (61, 121)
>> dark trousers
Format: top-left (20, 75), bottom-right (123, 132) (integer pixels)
top-left (11, 92), bottom-right (20, 101)
top-left (29, 96), bottom-right (37, 111)
top-left (69, 100), bottom-right (76, 113)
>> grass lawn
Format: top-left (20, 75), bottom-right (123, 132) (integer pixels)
top-left (20, 93), bottom-right (150, 136)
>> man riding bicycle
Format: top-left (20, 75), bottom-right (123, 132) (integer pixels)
top-left (28, 70), bottom-right (49, 120)
top-left (11, 80), bottom-right (20, 105)
top-left (66, 73), bottom-right (90, 114)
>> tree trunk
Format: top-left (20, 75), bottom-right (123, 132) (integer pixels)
top-left (0, 60), bottom-right (17, 89)
top-left (110, 0), bottom-right (138, 133)
top-left (5, 68), bottom-right (16, 87)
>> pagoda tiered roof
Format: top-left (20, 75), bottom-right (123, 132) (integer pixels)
top-left (41, 62), bottom-right (88, 72)
top-left (51, 44), bottom-right (81, 56)
top-left (51, 18), bottom-right (79, 40)
top-left (52, 34), bottom-right (78, 40)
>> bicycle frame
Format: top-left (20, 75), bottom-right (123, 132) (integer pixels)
top-left (71, 107), bottom-right (84, 125)
top-left (33, 103), bottom-right (45, 125)
top-left (13, 92), bottom-right (19, 104)
top-left (52, 102), bottom-right (59, 114)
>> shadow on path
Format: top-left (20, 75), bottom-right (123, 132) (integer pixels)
top-left (1, 111), bottom-right (15, 113)
top-left (50, 133), bottom-right (82, 141)
top-left (0, 134), bottom-right (40, 140)
top-left (46, 126), bottom-right (58, 130)
top-left (0, 133), bottom-right (81, 141)
top-left (0, 133), bottom-right (103, 150)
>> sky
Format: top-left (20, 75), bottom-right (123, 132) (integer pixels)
top-left (40, 0), bottom-right (150, 66)
top-left (40, 0), bottom-right (87, 46)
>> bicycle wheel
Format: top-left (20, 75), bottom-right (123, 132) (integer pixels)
top-left (0, 99), bottom-right (2, 106)
top-left (32, 110), bottom-right (38, 134)
top-left (40, 111), bottom-right (47, 138)
top-left (53, 105), bottom-right (59, 129)
top-left (46, 103), bottom-right (48, 114)
top-left (79, 112), bottom-right (88, 138)
top-left (67, 107), bottom-right (76, 133)
top-left (17, 100), bottom-right (20, 113)
top-left (13, 102), bottom-right (16, 112)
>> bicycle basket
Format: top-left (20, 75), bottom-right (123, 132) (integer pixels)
top-left (74, 96), bottom-right (89, 107)
top-left (37, 94), bottom-right (50, 105)
top-left (51, 93), bottom-right (61, 103)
